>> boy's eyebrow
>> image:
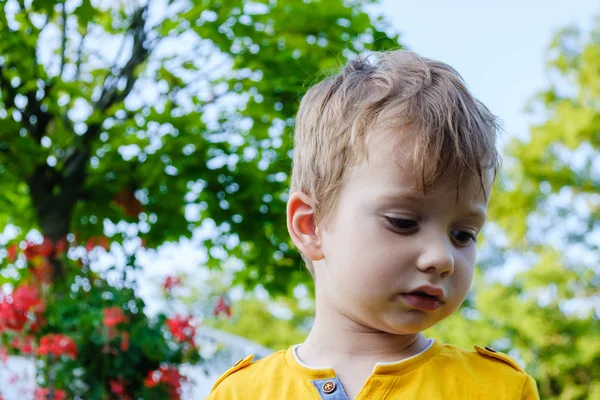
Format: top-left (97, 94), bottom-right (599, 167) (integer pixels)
top-left (462, 206), bottom-right (487, 223)
top-left (377, 191), bottom-right (427, 204)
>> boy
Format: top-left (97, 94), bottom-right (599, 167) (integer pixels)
top-left (207, 50), bottom-right (539, 399)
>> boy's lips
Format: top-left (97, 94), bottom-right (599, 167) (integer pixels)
top-left (400, 285), bottom-right (445, 312)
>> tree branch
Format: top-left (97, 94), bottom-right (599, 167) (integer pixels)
top-left (1, 1), bottom-right (55, 145)
top-left (0, 65), bottom-right (52, 146)
top-left (0, 66), bottom-right (17, 109)
top-left (25, 90), bottom-right (54, 143)
top-left (111, 25), bottom-right (130, 75)
top-left (59, 2), bottom-right (68, 78)
top-left (95, 5), bottom-right (152, 112)
top-left (60, 5), bottom-right (157, 198)
top-left (75, 25), bottom-right (88, 81)
top-left (0, 145), bottom-right (27, 178)
top-left (16, 0), bottom-right (34, 27)
top-left (76, 3), bottom-right (154, 155)
top-left (62, 144), bottom-right (91, 181)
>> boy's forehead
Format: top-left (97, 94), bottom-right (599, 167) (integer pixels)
top-left (360, 127), bottom-right (420, 182)
top-left (374, 174), bottom-right (492, 209)
top-left (364, 125), bottom-right (417, 167)
top-left (357, 128), bottom-right (494, 205)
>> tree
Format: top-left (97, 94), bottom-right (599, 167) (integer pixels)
top-left (0, 0), bottom-right (400, 397)
top-left (427, 15), bottom-right (600, 400)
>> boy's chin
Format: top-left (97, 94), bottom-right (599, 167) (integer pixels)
top-left (377, 316), bottom-right (441, 335)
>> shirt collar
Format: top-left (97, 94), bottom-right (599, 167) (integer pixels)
top-left (284, 338), bottom-right (443, 378)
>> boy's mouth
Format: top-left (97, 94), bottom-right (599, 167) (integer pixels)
top-left (406, 285), bottom-right (444, 301)
top-left (401, 292), bottom-right (443, 311)
top-left (400, 285), bottom-right (445, 311)
top-left (412, 291), bottom-right (439, 299)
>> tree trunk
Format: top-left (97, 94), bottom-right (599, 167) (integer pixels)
top-left (27, 151), bottom-right (87, 279)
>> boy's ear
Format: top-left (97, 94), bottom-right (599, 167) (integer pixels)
top-left (286, 192), bottom-right (324, 262)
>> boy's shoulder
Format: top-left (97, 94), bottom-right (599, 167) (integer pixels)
top-left (437, 343), bottom-right (539, 398)
top-left (208, 349), bottom-right (288, 394)
top-left (439, 343), bottom-right (528, 374)
top-left (469, 345), bottom-right (528, 373)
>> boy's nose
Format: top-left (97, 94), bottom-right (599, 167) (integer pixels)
top-left (415, 236), bottom-right (455, 278)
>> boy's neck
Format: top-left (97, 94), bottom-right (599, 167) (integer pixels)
top-left (298, 306), bottom-right (429, 366)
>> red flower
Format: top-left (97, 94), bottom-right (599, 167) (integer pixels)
top-left (0, 284), bottom-right (45, 332)
top-left (7, 244), bottom-right (17, 262)
top-left (37, 334), bottom-right (77, 360)
top-left (166, 315), bottom-right (196, 346)
top-left (11, 335), bottom-right (35, 355)
top-left (162, 276), bottom-right (182, 292)
top-left (21, 237), bottom-right (68, 262)
top-left (120, 332), bottom-right (130, 352)
top-left (34, 388), bottom-right (66, 400)
top-left (85, 236), bottom-right (110, 252)
top-left (0, 301), bottom-right (27, 332)
top-left (30, 260), bottom-right (53, 284)
top-left (213, 296), bottom-right (232, 318)
top-left (114, 189), bottom-right (143, 217)
top-left (103, 307), bottom-right (128, 328)
top-left (12, 284), bottom-right (45, 313)
top-left (0, 347), bottom-right (7, 364)
top-left (144, 370), bottom-right (160, 388)
top-left (109, 377), bottom-right (130, 399)
top-left (23, 238), bottom-right (52, 260)
top-left (85, 238), bottom-right (94, 252)
top-left (53, 239), bottom-right (68, 256)
top-left (28, 314), bottom-right (46, 333)
top-left (144, 366), bottom-right (184, 399)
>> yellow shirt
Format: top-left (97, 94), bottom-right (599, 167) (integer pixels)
top-left (206, 340), bottom-right (539, 399)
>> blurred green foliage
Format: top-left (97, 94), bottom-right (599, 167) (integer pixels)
top-left (207, 296), bottom-right (311, 351)
top-left (0, 0), bottom-right (400, 296)
top-left (0, 0), bottom-right (399, 397)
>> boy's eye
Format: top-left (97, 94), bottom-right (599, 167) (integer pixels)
top-left (385, 217), bottom-right (418, 231)
top-left (385, 217), bottom-right (477, 245)
top-left (451, 230), bottom-right (477, 245)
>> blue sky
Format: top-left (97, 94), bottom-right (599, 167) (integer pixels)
top-left (372, 0), bottom-right (598, 141)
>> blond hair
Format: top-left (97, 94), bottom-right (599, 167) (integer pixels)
top-left (291, 50), bottom-right (501, 276)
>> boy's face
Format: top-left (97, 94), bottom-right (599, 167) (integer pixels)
top-left (312, 131), bottom-right (493, 334)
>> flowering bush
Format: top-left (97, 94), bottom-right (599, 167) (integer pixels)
top-left (144, 366), bottom-right (185, 398)
top-left (0, 236), bottom-right (231, 399)
top-left (37, 334), bottom-right (78, 359)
